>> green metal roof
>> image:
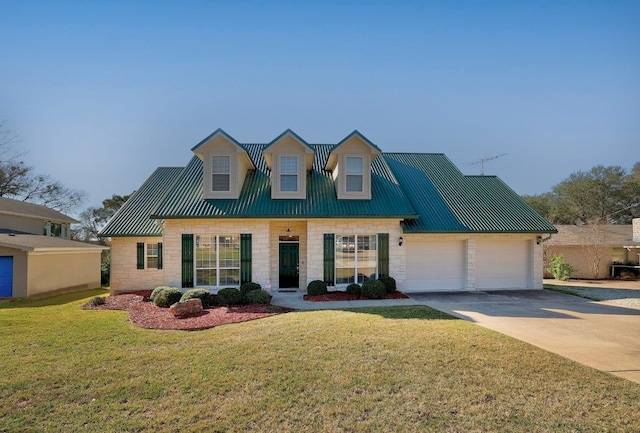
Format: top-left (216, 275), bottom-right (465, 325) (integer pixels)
top-left (99, 167), bottom-right (183, 237)
top-left (101, 137), bottom-right (556, 237)
top-left (385, 153), bottom-right (557, 233)
top-left (152, 144), bottom-right (419, 219)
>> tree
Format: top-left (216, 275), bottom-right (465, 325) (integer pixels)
top-left (523, 163), bottom-right (639, 225)
top-left (0, 121), bottom-right (85, 213)
top-left (73, 193), bottom-right (132, 243)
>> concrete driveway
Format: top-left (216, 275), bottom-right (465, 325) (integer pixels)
top-left (410, 290), bottom-right (640, 384)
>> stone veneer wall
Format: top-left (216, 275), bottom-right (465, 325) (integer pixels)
top-left (306, 218), bottom-right (405, 291)
top-left (162, 219), bottom-right (270, 290)
top-left (634, 218), bottom-right (640, 242)
top-left (110, 237), bottom-right (164, 294)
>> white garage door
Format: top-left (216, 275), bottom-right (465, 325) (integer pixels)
top-left (476, 240), bottom-right (531, 289)
top-left (406, 240), bottom-right (465, 291)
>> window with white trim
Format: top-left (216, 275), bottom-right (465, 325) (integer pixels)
top-left (279, 155), bottom-right (298, 192)
top-left (195, 235), bottom-right (240, 286)
top-left (345, 156), bottom-right (363, 192)
top-left (147, 243), bottom-right (159, 269)
top-left (335, 234), bottom-right (377, 284)
top-left (212, 155), bottom-right (231, 192)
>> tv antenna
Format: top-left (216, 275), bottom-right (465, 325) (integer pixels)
top-left (467, 153), bottom-right (508, 175)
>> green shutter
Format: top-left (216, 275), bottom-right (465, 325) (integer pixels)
top-left (378, 233), bottom-right (389, 278)
top-left (136, 242), bottom-right (144, 270)
top-left (240, 234), bottom-right (252, 284)
top-left (157, 242), bottom-right (163, 270)
top-left (323, 233), bottom-right (335, 285)
top-left (181, 234), bottom-right (194, 288)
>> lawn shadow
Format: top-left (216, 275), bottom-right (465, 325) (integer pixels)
top-left (0, 288), bottom-right (107, 309)
top-left (339, 305), bottom-right (460, 320)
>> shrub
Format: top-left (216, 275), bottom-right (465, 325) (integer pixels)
top-left (216, 287), bottom-right (242, 305)
top-left (153, 287), bottom-right (183, 308)
top-left (378, 276), bottom-right (397, 293)
top-left (361, 279), bottom-right (386, 299)
top-left (240, 282), bottom-right (262, 297)
top-left (547, 255), bottom-right (575, 281)
top-left (346, 283), bottom-right (361, 295)
top-left (150, 286), bottom-right (172, 302)
top-left (180, 289), bottom-right (212, 308)
top-left (246, 289), bottom-right (271, 304)
top-left (307, 280), bottom-right (328, 296)
top-left (89, 296), bottom-right (106, 307)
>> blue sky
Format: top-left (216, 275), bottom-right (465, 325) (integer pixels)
top-left (1, 1), bottom-right (638, 212)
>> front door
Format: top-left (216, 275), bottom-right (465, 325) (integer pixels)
top-left (279, 243), bottom-right (299, 289)
top-left (0, 256), bottom-right (13, 297)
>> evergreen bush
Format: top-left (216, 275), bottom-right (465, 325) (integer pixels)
top-left (153, 287), bottom-right (183, 308)
top-left (180, 288), bottom-right (212, 308)
top-left (361, 279), bottom-right (386, 299)
top-left (246, 289), bottom-right (271, 304)
top-left (240, 282), bottom-right (262, 297)
top-left (307, 280), bottom-right (328, 296)
top-left (378, 276), bottom-right (397, 293)
top-left (346, 283), bottom-right (361, 295)
top-left (216, 287), bottom-right (242, 305)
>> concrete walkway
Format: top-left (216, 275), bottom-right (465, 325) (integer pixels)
top-left (271, 288), bottom-right (640, 384)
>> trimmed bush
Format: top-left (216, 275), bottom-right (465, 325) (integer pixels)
top-left (361, 279), bottom-right (386, 299)
top-left (150, 286), bottom-right (172, 302)
top-left (346, 283), bottom-right (361, 295)
top-left (153, 287), bottom-right (183, 308)
top-left (180, 289), bottom-right (212, 308)
top-left (240, 282), bottom-right (262, 297)
top-left (89, 296), bottom-right (106, 307)
top-left (378, 276), bottom-right (397, 293)
top-left (216, 287), bottom-right (242, 306)
top-left (246, 289), bottom-right (271, 304)
top-left (307, 280), bottom-right (328, 296)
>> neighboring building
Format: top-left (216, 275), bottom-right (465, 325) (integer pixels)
top-left (0, 196), bottom-right (77, 238)
top-left (545, 220), bottom-right (640, 279)
top-left (0, 196), bottom-right (106, 299)
top-left (100, 129), bottom-right (556, 295)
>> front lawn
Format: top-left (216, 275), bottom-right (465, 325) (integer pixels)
top-left (1, 289), bottom-right (639, 432)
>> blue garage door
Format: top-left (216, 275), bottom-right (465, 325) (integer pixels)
top-left (0, 256), bottom-right (13, 297)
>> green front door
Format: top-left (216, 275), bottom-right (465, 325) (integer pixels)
top-left (279, 243), bottom-right (299, 289)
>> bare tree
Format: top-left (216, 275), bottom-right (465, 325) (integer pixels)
top-left (579, 222), bottom-right (609, 279)
top-left (0, 120), bottom-right (85, 213)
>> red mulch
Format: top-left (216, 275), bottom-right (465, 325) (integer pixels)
top-left (304, 291), bottom-right (409, 302)
top-left (82, 291), bottom-right (291, 331)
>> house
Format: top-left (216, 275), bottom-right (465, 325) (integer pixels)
top-left (99, 129), bottom-right (556, 295)
top-left (545, 220), bottom-right (640, 279)
top-left (0, 196), bottom-right (77, 238)
top-left (0, 196), bottom-right (106, 299)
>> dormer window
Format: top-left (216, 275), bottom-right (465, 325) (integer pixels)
top-left (280, 156), bottom-right (298, 192)
top-left (346, 156), bottom-right (363, 192)
top-left (212, 155), bottom-right (231, 192)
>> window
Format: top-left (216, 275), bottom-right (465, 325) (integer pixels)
top-left (195, 235), bottom-right (240, 286)
top-left (280, 155), bottom-right (298, 192)
top-left (212, 155), bottom-right (231, 192)
top-left (147, 243), bottom-right (159, 269)
top-left (335, 234), bottom-right (377, 284)
top-left (345, 156), bottom-right (363, 192)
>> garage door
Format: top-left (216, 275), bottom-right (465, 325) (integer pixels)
top-left (0, 256), bottom-right (13, 297)
top-left (476, 240), bottom-right (530, 289)
top-left (406, 240), bottom-right (465, 291)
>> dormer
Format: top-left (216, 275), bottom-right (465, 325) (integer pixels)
top-left (263, 129), bottom-right (314, 200)
top-left (191, 129), bottom-right (255, 200)
top-left (325, 131), bottom-right (381, 200)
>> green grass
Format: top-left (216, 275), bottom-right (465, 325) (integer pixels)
top-left (2, 290), bottom-right (640, 432)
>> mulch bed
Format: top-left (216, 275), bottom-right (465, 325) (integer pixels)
top-left (82, 291), bottom-right (291, 331)
top-left (304, 291), bottom-right (410, 302)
